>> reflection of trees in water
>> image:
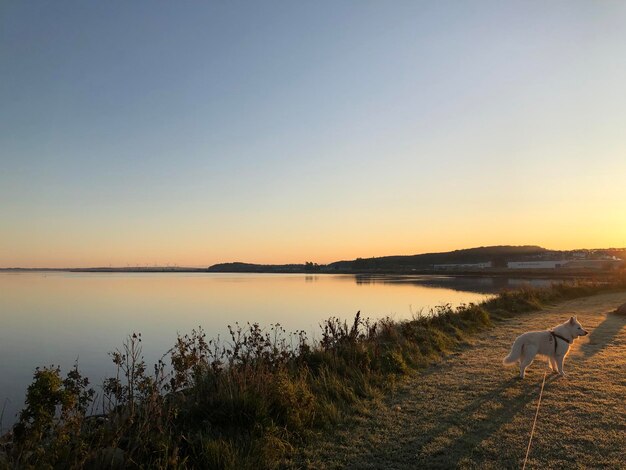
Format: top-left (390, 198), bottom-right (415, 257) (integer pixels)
top-left (353, 274), bottom-right (567, 294)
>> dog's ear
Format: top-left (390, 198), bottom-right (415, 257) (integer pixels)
top-left (569, 316), bottom-right (576, 324)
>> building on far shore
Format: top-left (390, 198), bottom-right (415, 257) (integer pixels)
top-left (507, 261), bottom-right (569, 269)
top-left (507, 259), bottom-right (623, 270)
top-left (563, 259), bottom-right (623, 270)
top-left (433, 262), bottom-right (492, 270)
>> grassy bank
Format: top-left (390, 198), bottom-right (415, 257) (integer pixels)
top-left (1, 278), bottom-right (625, 469)
top-left (298, 290), bottom-right (626, 468)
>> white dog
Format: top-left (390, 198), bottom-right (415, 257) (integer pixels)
top-left (503, 316), bottom-right (588, 378)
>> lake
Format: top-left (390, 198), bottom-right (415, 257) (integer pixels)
top-left (0, 272), bottom-right (558, 430)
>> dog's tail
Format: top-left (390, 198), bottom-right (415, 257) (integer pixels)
top-left (503, 337), bottom-right (524, 366)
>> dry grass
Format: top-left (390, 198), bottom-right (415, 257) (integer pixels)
top-left (296, 292), bottom-right (626, 469)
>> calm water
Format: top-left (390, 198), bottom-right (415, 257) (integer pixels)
top-left (0, 272), bottom-right (557, 430)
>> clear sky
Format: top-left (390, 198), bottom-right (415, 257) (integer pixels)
top-left (1, 1), bottom-right (625, 268)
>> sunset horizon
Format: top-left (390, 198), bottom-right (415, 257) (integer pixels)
top-left (3, 241), bottom-right (625, 270)
top-left (3, 2), bottom-right (626, 269)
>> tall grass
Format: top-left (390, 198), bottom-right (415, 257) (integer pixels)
top-left (1, 279), bottom-right (624, 469)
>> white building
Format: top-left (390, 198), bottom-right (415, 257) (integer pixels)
top-left (508, 259), bottom-right (623, 270)
top-left (507, 261), bottom-right (569, 269)
top-left (434, 262), bottom-right (492, 270)
top-left (564, 259), bottom-right (622, 270)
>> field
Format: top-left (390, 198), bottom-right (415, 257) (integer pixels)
top-left (297, 292), bottom-right (626, 469)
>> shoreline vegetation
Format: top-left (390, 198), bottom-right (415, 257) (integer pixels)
top-left (1, 277), bottom-right (626, 468)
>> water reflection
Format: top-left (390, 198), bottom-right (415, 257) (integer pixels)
top-left (352, 274), bottom-right (569, 293)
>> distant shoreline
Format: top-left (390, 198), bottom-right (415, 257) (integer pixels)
top-left (0, 266), bottom-right (620, 279)
top-left (3, 245), bottom-right (623, 278)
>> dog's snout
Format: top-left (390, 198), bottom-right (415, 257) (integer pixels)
top-left (582, 330), bottom-right (589, 336)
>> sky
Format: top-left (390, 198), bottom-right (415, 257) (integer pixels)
top-left (1, 1), bottom-right (626, 268)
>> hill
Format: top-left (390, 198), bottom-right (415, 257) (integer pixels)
top-left (207, 246), bottom-right (626, 274)
top-left (327, 245), bottom-right (548, 271)
top-left (208, 245), bottom-right (556, 273)
top-left (207, 262), bottom-right (310, 273)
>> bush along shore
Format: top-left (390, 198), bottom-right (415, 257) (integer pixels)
top-left (1, 279), bottom-right (625, 469)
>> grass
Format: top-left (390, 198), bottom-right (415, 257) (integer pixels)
top-left (298, 290), bottom-right (626, 469)
top-left (1, 277), bottom-right (625, 469)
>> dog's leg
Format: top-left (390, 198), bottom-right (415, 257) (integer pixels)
top-left (549, 356), bottom-right (559, 373)
top-left (519, 352), bottom-right (535, 379)
top-left (555, 354), bottom-right (566, 376)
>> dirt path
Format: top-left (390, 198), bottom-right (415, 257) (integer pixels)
top-left (297, 292), bottom-right (626, 469)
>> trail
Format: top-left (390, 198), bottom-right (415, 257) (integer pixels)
top-left (297, 292), bottom-right (626, 469)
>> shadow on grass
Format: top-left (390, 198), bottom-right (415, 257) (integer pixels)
top-left (580, 312), bottom-right (626, 359)
top-left (408, 374), bottom-right (560, 468)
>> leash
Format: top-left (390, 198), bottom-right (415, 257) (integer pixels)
top-left (522, 369), bottom-right (548, 470)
